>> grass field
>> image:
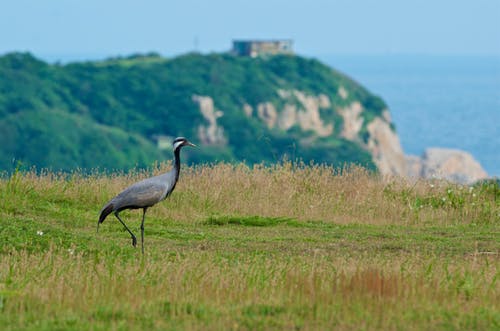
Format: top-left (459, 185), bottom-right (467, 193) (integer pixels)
top-left (0, 163), bottom-right (498, 330)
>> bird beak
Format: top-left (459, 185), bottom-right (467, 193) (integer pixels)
top-left (187, 142), bottom-right (196, 147)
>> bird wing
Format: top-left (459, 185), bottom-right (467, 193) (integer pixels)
top-left (112, 178), bottom-right (168, 210)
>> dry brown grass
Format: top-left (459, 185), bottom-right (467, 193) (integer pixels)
top-left (4, 162), bottom-right (496, 227)
top-left (141, 162), bottom-right (497, 226)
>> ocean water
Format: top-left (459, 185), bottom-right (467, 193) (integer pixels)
top-left (320, 55), bottom-right (500, 177)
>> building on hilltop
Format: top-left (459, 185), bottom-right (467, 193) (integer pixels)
top-left (232, 39), bottom-right (293, 57)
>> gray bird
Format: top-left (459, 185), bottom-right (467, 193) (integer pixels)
top-left (97, 137), bottom-right (196, 253)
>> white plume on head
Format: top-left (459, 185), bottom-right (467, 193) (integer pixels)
top-left (173, 137), bottom-right (186, 150)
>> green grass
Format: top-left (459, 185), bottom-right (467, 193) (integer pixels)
top-left (0, 164), bottom-right (498, 330)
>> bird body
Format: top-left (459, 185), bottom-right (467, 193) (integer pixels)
top-left (98, 137), bottom-right (195, 253)
top-left (100, 172), bottom-right (175, 216)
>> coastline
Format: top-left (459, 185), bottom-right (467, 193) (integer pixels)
top-left (319, 54), bottom-right (500, 177)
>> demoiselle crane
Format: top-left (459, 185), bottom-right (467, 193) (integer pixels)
top-left (97, 137), bottom-right (196, 253)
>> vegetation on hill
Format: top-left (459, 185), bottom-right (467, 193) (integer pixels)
top-left (0, 51), bottom-right (386, 172)
top-left (0, 164), bottom-right (498, 329)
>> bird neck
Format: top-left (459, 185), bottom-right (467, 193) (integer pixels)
top-left (173, 147), bottom-right (182, 181)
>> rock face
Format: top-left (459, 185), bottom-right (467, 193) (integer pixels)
top-left (338, 101), bottom-right (363, 140)
top-left (254, 89), bottom-right (489, 183)
top-left (252, 89), bottom-right (334, 137)
top-left (406, 148), bottom-right (488, 184)
top-left (192, 95), bottom-right (227, 145)
top-left (366, 116), bottom-right (408, 177)
top-left (257, 102), bottom-right (278, 128)
top-left (249, 89), bottom-right (408, 176)
top-left (194, 91), bottom-right (487, 184)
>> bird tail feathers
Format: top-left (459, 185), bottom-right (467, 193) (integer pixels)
top-left (97, 203), bottom-right (113, 232)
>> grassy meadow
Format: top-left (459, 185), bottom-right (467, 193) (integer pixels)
top-left (0, 163), bottom-right (498, 330)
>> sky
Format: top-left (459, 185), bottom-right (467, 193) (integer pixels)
top-left (1, 0), bottom-right (499, 60)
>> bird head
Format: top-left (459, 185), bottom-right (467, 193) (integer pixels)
top-left (173, 137), bottom-right (196, 151)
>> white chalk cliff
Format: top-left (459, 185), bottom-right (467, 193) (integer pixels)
top-left (192, 90), bottom-right (488, 184)
top-left (192, 95), bottom-right (226, 145)
top-left (249, 90), bottom-right (334, 137)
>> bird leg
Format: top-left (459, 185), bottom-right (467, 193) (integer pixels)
top-left (114, 212), bottom-right (137, 247)
top-left (140, 207), bottom-right (148, 255)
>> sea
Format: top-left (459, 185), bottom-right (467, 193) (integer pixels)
top-left (319, 55), bottom-right (500, 178)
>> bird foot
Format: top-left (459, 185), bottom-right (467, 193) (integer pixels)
top-left (132, 236), bottom-right (137, 247)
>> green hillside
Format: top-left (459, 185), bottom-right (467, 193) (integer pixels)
top-left (0, 52), bottom-right (388, 172)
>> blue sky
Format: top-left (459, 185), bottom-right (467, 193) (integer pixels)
top-left (1, 0), bottom-right (499, 60)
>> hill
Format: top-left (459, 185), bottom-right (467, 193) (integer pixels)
top-left (0, 52), bottom-right (402, 172)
